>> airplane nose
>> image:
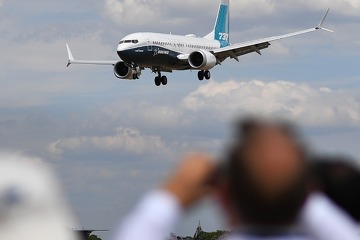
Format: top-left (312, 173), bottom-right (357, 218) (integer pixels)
top-left (117, 44), bottom-right (126, 58)
top-left (117, 44), bottom-right (131, 61)
top-left (117, 44), bottom-right (125, 52)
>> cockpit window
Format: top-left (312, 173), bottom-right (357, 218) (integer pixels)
top-left (119, 40), bottom-right (139, 44)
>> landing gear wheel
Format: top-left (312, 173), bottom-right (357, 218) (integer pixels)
top-left (133, 74), bottom-right (138, 80)
top-left (155, 76), bottom-right (161, 86)
top-left (161, 76), bottom-right (168, 85)
top-left (204, 70), bottom-right (211, 80)
top-left (198, 71), bottom-right (204, 81)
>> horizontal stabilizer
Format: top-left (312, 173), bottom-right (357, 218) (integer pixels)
top-left (65, 44), bottom-right (117, 67)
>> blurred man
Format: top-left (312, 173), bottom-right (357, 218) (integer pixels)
top-left (309, 156), bottom-right (360, 222)
top-left (113, 119), bottom-right (359, 240)
top-left (218, 119), bottom-right (307, 230)
top-left (0, 153), bottom-right (78, 240)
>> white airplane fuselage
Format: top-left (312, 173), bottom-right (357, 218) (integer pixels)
top-left (117, 33), bottom-right (221, 70)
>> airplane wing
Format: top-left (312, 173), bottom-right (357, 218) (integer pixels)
top-left (212, 9), bottom-right (333, 62)
top-left (66, 44), bottom-right (118, 67)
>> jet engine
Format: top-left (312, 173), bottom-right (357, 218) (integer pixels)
top-left (188, 50), bottom-right (217, 70)
top-left (114, 61), bottom-right (141, 80)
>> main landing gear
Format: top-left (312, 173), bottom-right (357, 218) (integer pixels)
top-left (154, 72), bottom-right (167, 86)
top-left (198, 70), bottom-right (211, 81)
top-left (152, 70), bottom-right (211, 86)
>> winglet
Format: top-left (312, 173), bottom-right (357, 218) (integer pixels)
top-left (66, 43), bottom-right (74, 67)
top-left (316, 9), bottom-right (334, 32)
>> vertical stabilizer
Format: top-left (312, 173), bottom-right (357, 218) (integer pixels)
top-left (204, 0), bottom-right (230, 47)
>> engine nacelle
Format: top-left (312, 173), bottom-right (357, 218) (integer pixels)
top-left (114, 61), bottom-right (141, 80)
top-left (188, 50), bottom-right (217, 70)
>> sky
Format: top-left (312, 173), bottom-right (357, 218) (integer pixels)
top-left (1, 0), bottom-right (360, 239)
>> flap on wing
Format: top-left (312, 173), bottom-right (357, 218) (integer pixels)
top-left (214, 42), bottom-right (271, 62)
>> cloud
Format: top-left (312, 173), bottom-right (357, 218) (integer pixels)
top-left (104, 0), bottom-right (164, 26)
top-left (101, 0), bottom-right (275, 28)
top-left (1, 32), bottom-right (114, 73)
top-left (267, 42), bottom-right (293, 56)
top-left (294, 0), bottom-right (360, 16)
top-left (57, 79), bottom-right (360, 151)
top-left (101, 101), bottom-right (192, 129)
top-left (182, 80), bottom-right (360, 126)
top-left (0, 30), bottom-right (119, 108)
top-left (103, 0), bottom-right (360, 29)
top-left (234, 0), bottom-right (360, 17)
top-left (47, 127), bottom-right (169, 157)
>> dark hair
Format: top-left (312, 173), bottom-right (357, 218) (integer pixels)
top-left (225, 118), bottom-right (308, 226)
top-left (311, 157), bottom-right (360, 222)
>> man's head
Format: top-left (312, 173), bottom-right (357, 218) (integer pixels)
top-left (221, 118), bottom-right (308, 227)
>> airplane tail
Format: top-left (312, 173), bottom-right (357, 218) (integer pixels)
top-left (204, 0), bottom-right (230, 47)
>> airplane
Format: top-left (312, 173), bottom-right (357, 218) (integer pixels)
top-left (66, 0), bottom-right (333, 87)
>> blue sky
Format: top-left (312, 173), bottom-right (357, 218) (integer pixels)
top-left (1, 0), bottom-right (360, 239)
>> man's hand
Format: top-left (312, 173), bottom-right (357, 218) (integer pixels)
top-left (163, 153), bottom-right (216, 208)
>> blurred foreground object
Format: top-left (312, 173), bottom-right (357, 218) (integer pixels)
top-left (310, 156), bottom-right (360, 222)
top-left (74, 229), bottom-right (108, 240)
top-left (0, 153), bottom-right (78, 240)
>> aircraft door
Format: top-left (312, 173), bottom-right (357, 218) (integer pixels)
top-left (147, 40), bottom-right (152, 51)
